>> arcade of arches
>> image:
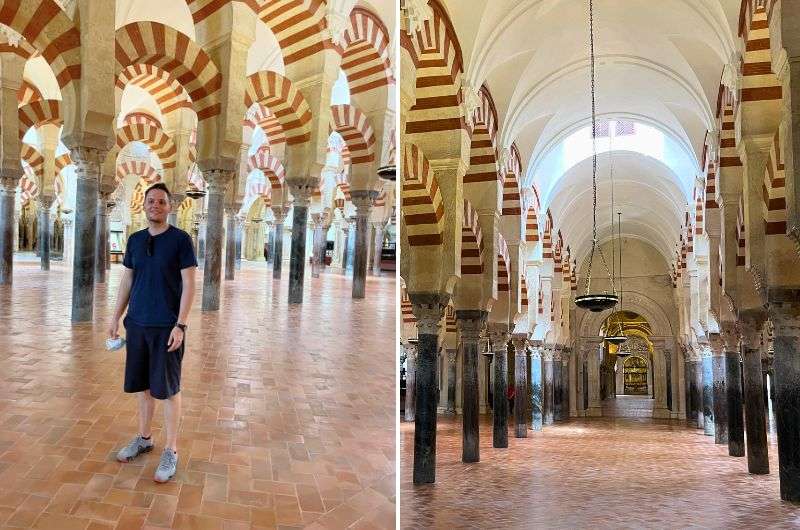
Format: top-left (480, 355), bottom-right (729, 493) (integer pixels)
top-left (400, 0), bottom-right (800, 526)
top-left (0, 0), bottom-right (396, 528)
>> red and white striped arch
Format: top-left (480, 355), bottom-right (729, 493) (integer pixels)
top-left (243, 104), bottom-right (287, 146)
top-left (116, 64), bottom-right (192, 118)
top-left (17, 79), bottom-right (43, 107)
top-left (461, 199), bottom-right (484, 276)
top-left (341, 7), bottom-right (394, 96)
top-left (763, 129), bottom-right (786, 235)
top-left (0, 1), bottom-right (80, 89)
top-left (54, 153), bottom-right (71, 175)
top-left (335, 173), bottom-right (351, 201)
top-left (18, 99), bottom-right (63, 139)
top-left (115, 119), bottom-right (177, 170)
top-left (525, 207), bottom-right (539, 243)
top-left (501, 143), bottom-right (522, 215)
top-left (736, 198), bottom-right (746, 267)
top-left (115, 22), bottom-right (222, 120)
top-left (248, 146), bottom-right (286, 190)
top-left (464, 85), bottom-right (500, 185)
top-left (20, 143), bottom-right (44, 185)
top-left (122, 111), bottom-right (161, 129)
top-left (402, 0), bottom-right (465, 136)
top-left (496, 232), bottom-right (510, 292)
top-left (250, 0), bottom-right (329, 66)
top-left (116, 160), bottom-right (161, 186)
top-left (330, 104), bottom-right (376, 165)
top-left (245, 70), bottom-right (312, 145)
top-left (520, 274), bottom-right (529, 312)
top-left (401, 143), bottom-right (444, 247)
top-left (542, 210), bottom-right (554, 259)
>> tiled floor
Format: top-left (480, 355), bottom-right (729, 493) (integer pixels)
top-left (401, 400), bottom-right (799, 529)
top-left (0, 260), bottom-right (396, 529)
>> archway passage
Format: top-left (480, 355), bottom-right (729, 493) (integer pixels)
top-left (623, 356), bottom-right (648, 395)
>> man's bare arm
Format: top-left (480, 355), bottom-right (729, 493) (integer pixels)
top-left (108, 268), bottom-right (134, 338)
top-left (176, 266), bottom-right (197, 324)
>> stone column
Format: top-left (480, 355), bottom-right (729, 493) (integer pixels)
top-left (351, 191), bottom-right (377, 299)
top-left (288, 181), bottom-right (316, 304)
top-left (410, 293), bottom-right (447, 484)
top-left (684, 358), bottom-right (696, 424)
top-left (562, 349), bottom-right (571, 420)
top-left (372, 221), bottom-right (384, 275)
top-left (553, 348), bottom-right (563, 421)
top-left (701, 345), bottom-right (715, 436)
top-left (768, 291), bottom-right (800, 500)
top-left (202, 171), bottom-right (232, 311)
top-left (445, 349), bottom-right (457, 414)
top-left (311, 214), bottom-right (324, 278)
top-left (224, 209), bottom-right (237, 281)
top-left (722, 322), bottom-right (745, 457)
top-left (70, 147), bottom-right (105, 322)
top-left (512, 335), bottom-right (528, 438)
top-left (543, 347), bottom-right (555, 425)
top-left (94, 193), bottom-right (111, 283)
top-left (340, 222), bottom-right (351, 271)
top-left (489, 324), bottom-right (510, 448)
top-left (38, 195), bottom-right (54, 271)
top-left (235, 215), bottom-right (243, 270)
top-left (457, 310), bottom-right (486, 462)
top-left (587, 343), bottom-right (602, 416)
top-left (0, 173), bottom-right (17, 284)
top-left (530, 346), bottom-right (543, 430)
top-left (740, 310), bottom-right (769, 474)
top-left (709, 334), bottom-right (729, 445)
top-left (403, 340), bottom-right (417, 423)
top-left (272, 209), bottom-right (286, 279)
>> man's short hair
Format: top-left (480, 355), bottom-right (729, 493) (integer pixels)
top-left (144, 182), bottom-right (172, 201)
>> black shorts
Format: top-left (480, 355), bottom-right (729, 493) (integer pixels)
top-left (123, 318), bottom-right (184, 399)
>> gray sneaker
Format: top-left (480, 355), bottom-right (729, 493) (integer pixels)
top-left (116, 435), bottom-right (153, 462)
top-left (154, 449), bottom-right (178, 483)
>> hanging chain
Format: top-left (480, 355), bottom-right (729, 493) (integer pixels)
top-left (583, 0), bottom-right (598, 295)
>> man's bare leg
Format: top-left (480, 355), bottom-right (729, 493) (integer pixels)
top-left (163, 391), bottom-right (181, 452)
top-left (137, 390), bottom-right (155, 438)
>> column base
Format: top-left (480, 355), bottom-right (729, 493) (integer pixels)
top-left (586, 406), bottom-right (602, 417)
top-left (653, 407), bottom-right (671, 419)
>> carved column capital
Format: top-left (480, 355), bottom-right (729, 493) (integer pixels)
top-left (767, 288), bottom-right (800, 339)
top-left (447, 349), bottom-right (457, 365)
top-left (708, 333), bottom-right (726, 357)
top-left (487, 323), bottom-right (510, 352)
top-left (287, 178), bottom-right (319, 206)
top-left (351, 189), bottom-right (379, 217)
top-left (0, 170), bottom-right (20, 194)
top-left (408, 292), bottom-right (449, 336)
top-left (739, 309), bottom-right (767, 349)
top-left (542, 346), bottom-right (555, 362)
top-left (401, 339), bottom-right (418, 361)
top-left (720, 320), bottom-right (740, 351)
top-left (511, 334), bottom-right (528, 353)
top-left (455, 310), bottom-right (487, 341)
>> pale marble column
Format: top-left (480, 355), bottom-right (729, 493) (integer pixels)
top-left (38, 196), bottom-right (54, 271)
top-left (403, 340), bottom-right (417, 423)
top-left (372, 221), bottom-right (385, 275)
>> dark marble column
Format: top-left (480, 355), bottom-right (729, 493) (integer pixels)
top-left (553, 349), bottom-right (563, 421)
top-left (693, 357), bottom-right (704, 429)
top-left (311, 214), bottom-right (324, 278)
top-left (224, 209), bottom-right (237, 281)
top-left (340, 224), bottom-right (350, 271)
top-left (543, 347), bottom-right (555, 425)
top-left (702, 348), bottom-right (715, 437)
top-left (512, 336), bottom-right (528, 438)
top-left (201, 171), bottom-right (231, 311)
top-left (725, 347), bottom-right (745, 457)
top-left (351, 190), bottom-right (377, 299)
top-left (0, 174), bottom-right (17, 285)
top-left (38, 196), bottom-right (54, 272)
top-left (666, 349), bottom-right (673, 411)
top-left (530, 346), bottom-right (543, 431)
top-left (69, 147), bottom-right (105, 322)
top-left (710, 334), bottom-right (729, 445)
top-left (93, 194), bottom-right (109, 283)
top-left (767, 290), bottom-right (800, 499)
top-left (457, 310), bottom-right (486, 462)
top-left (445, 349), bottom-right (457, 414)
top-left (287, 181), bottom-right (316, 304)
top-left (490, 324), bottom-right (510, 448)
top-left (235, 217), bottom-right (243, 271)
top-left (272, 215), bottom-right (285, 279)
top-left (410, 293), bottom-right (447, 484)
top-left (403, 340), bottom-right (417, 423)
top-left (562, 349), bottom-right (571, 419)
top-left (740, 310), bottom-right (769, 474)
top-left (685, 360), bottom-right (697, 425)
top-left (372, 222), bottom-right (384, 275)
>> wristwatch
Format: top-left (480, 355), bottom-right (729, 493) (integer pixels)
top-left (175, 323), bottom-right (187, 332)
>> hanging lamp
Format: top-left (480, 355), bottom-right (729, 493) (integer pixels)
top-left (574, 0), bottom-right (618, 312)
top-left (606, 212), bottom-right (627, 345)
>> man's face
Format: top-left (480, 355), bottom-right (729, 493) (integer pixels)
top-left (145, 189), bottom-right (172, 223)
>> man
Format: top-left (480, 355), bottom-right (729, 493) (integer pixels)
top-left (108, 182), bottom-right (197, 483)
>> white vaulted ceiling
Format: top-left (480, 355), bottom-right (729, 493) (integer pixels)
top-left (442, 0), bottom-right (741, 265)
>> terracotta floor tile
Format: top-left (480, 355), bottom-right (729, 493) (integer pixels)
top-left (401, 406), bottom-right (800, 528)
top-left (0, 261), bottom-right (396, 529)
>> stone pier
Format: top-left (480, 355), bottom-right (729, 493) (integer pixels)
top-left (512, 336), bottom-right (528, 438)
top-left (457, 311), bottom-right (486, 462)
top-left (740, 311), bottom-right (769, 474)
top-left (351, 190), bottom-right (377, 299)
top-left (201, 171), bottom-right (231, 311)
top-left (410, 294), bottom-right (447, 484)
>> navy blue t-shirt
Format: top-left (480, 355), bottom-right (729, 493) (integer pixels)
top-left (123, 226), bottom-right (197, 327)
